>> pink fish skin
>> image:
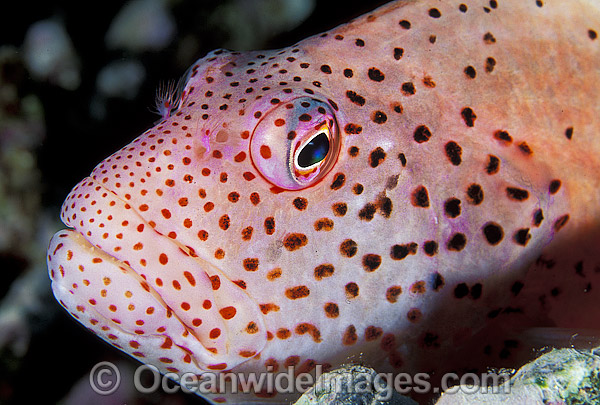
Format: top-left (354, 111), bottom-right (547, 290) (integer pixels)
top-left (47, 0), bottom-right (600, 403)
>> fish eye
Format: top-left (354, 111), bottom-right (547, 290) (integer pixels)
top-left (250, 97), bottom-right (340, 190)
top-left (296, 131), bottom-right (330, 169)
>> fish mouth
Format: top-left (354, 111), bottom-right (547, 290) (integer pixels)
top-left (47, 176), bottom-right (267, 373)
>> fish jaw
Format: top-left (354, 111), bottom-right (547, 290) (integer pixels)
top-left (47, 176), bottom-right (267, 374)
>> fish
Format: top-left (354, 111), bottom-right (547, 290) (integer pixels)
top-left (46, 0), bottom-right (600, 403)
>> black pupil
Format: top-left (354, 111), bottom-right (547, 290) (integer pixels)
top-left (297, 133), bottom-right (330, 168)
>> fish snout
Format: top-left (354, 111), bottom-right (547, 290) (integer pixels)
top-left (48, 177), bottom-right (267, 373)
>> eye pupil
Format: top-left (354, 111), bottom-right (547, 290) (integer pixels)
top-left (297, 133), bottom-right (330, 168)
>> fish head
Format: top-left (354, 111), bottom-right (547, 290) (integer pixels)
top-left (46, 0), bottom-right (594, 398)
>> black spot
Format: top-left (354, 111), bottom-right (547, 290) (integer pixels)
top-left (332, 202), bottom-right (347, 217)
top-left (518, 142), bottom-right (533, 155)
top-left (536, 0), bottom-right (543, 6)
top-left (565, 127), bottom-right (573, 140)
top-left (506, 187), bottom-right (529, 201)
top-left (489, 0), bottom-right (497, 8)
top-left (344, 123), bottom-right (362, 134)
top-left (589, 30), bottom-right (598, 40)
top-left (362, 254), bottom-right (382, 272)
top-left (461, 107), bottom-right (477, 127)
top-left (398, 153), bottom-right (407, 166)
top-left (485, 57), bottom-right (496, 72)
top-left (466, 184), bottom-right (484, 205)
top-left (393, 104), bottom-right (403, 114)
top-left (390, 243), bottom-right (418, 260)
top-left (575, 261), bottom-right (584, 277)
top-left (372, 111), bottom-right (388, 124)
top-left (487, 308), bottom-right (501, 318)
top-left (445, 141), bottom-right (462, 165)
top-left (414, 125), bottom-right (432, 143)
top-left (454, 283), bottom-right (469, 298)
top-left (401, 82), bottom-right (416, 95)
top-left (429, 35), bottom-right (437, 44)
top-left (424, 241), bottom-right (438, 256)
top-left (550, 287), bottom-right (560, 297)
top-left (298, 113), bottom-right (311, 122)
top-left (483, 222), bottom-right (504, 245)
top-left (514, 228), bottom-right (531, 246)
top-left (494, 130), bottom-right (513, 143)
top-left (377, 196), bottom-right (393, 218)
top-left (444, 198), bottom-right (461, 218)
top-left (330, 173), bottom-right (346, 190)
top-left (554, 214), bottom-right (570, 232)
top-left (346, 90), bottom-right (365, 106)
top-left (485, 155), bottom-right (500, 174)
top-left (511, 281), bottom-right (524, 296)
top-left (464, 66), bottom-right (476, 79)
top-left (320, 65), bottom-right (332, 74)
top-left (369, 147), bottom-right (386, 168)
top-left (358, 203), bottom-right (377, 221)
top-left (431, 272), bottom-right (445, 290)
top-left (355, 38), bottom-right (365, 47)
top-left (399, 20), bottom-right (411, 29)
top-left (411, 186), bottom-right (430, 208)
top-left (348, 146), bottom-right (359, 157)
top-left (447, 233), bottom-right (467, 251)
top-left (470, 283), bottom-right (482, 299)
top-left (394, 48), bottom-right (404, 60)
top-left (459, 4), bottom-right (467, 12)
top-left (549, 180), bottom-right (561, 194)
top-left (483, 32), bottom-right (496, 44)
top-left (428, 8), bottom-right (441, 18)
top-left (344, 69), bottom-right (353, 78)
top-left (353, 184), bottom-right (364, 195)
top-left (368, 68), bottom-right (385, 82)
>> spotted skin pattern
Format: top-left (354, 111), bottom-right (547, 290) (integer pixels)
top-left (47, 0), bottom-right (600, 403)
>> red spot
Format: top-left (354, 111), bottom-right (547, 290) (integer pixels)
top-left (234, 152), bottom-right (246, 162)
top-left (159, 253), bottom-right (168, 265)
top-left (209, 328), bottom-right (221, 339)
top-left (243, 172), bottom-right (256, 181)
top-left (210, 275), bottom-right (221, 290)
top-left (183, 271), bottom-right (195, 286)
top-left (219, 306), bottom-right (237, 320)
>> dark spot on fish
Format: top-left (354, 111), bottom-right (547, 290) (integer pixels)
top-left (414, 125), bottom-right (432, 143)
top-left (461, 107), bottom-right (477, 127)
top-left (423, 241), bottom-right (439, 256)
top-left (549, 180), bottom-right (561, 194)
top-left (483, 222), bottom-right (504, 245)
top-left (398, 153), bottom-right (407, 166)
top-left (344, 69), bottom-right (353, 78)
top-left (470, 283), bottom-right (482, 299)
top-left (464, 66), bottom-right (476, 79)
top-left (355, 38), bottom-right (365, 47)
top-left (369, 147), bottom-right (387, 168)
top-left (346, 90), bottom-right (365, 106)
top-left (445, 141), bottom-right (462, 165)
top-left (483, 32), bottom-right (496, 44)
top-left (362, 254), bottom-right (382, 272)
top-left (466, 184), bottom-right (484, 205)
top-left (506, 187), bottom-right (529, 201)
top-left (432, 272), bottom-right (445, 290)
top-left (447, 233), bottom-right (467, 251)
top-left (444, 198), bottom-right (461, 218)
top-left (368, 67), bottom-right (385, 82)
top-left (565, 127), bottom-right (573, 140)
top-left (330, 173), bottom-right (346, 190)
top-left (486, 155), bottom-right (500, 174)
top-left (340, 239), bottom-right (358, 258)
top-left (589, 30), bottom-right (598, 40)
top-left (372, 111), bottom-right (387, 124)
top-left (344, 123), bottom-right (362, 134)
top-left (390, 243), bottom-right (418, 260)
top-left (485, 57), bottom-right (496, 72)
top-left (554, 214), bottom-right (569, 232)
top-left (411, 186), bottom-right (430, 208)
top-left (494, 130), bottom-right (513, 144)
top-left (454, 283), bottom-right (469, 298)
top-left (320, 65), bottom-right (332, 74)
top-left (358, 203), bottom-right (377, 221)
top-left (399, 20), bottom-right (411, 29)
top-left (514, 228), bottom-right (531, 246)
top-left (428, 8), bottom-right (441, 18)
top-left (394, 48), bottom-right (404, 60)
top-left (401, 82), bottom-right (415, 95)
